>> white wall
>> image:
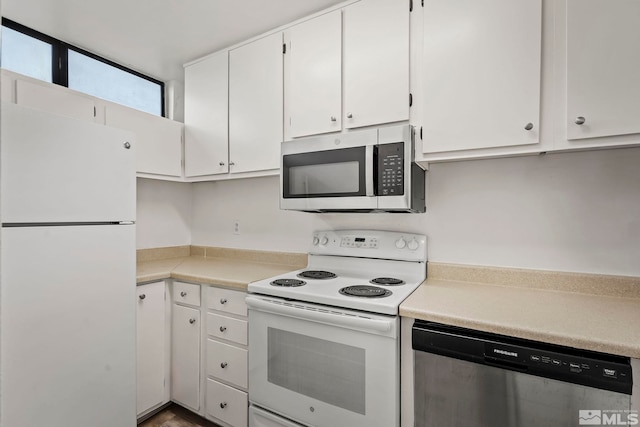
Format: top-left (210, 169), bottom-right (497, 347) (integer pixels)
top-left (191, 147), bottom-right (640, 277)
top-left (136, 178), bottom-right (192, 249)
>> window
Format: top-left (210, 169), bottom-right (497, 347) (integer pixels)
top-left (0, 18), bottom-right (164, 116)
top-left (0, 26), bottom-right (52, 82)
top-left (68, 50), bottom-right (162, 116)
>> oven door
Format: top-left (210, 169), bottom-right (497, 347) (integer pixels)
top-left (280, 129), bottom-right (377, 211)
top-left (247, 295), bottom-right (399, 427)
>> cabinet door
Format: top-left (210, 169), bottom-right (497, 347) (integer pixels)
top-left (184, 52), bottom-right (229, 177)
top-left (285, 10), bottom-right (342, 138)
top-left (16, 79), bottom-right (96, 122)
top-left (566, 0), bottom-right (640, 140)
top-left (171, 304), bottom-right (201, 411)
top-left (1, 71), bottom-right (13, 103)
top-left (422, 0), bottom-right (541, 153)
top-left (344, 0), bottom-right (410, 129)
top-left (136, 282), bottom-right (166, 416)
top-left (105, 103), bottom-right (183, 177)
top-left (229, 33), bottom-right (283, 174)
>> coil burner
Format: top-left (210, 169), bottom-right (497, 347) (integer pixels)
top-left (270, 279), bottom-right (306, 287)
top-left (339, 285), bottom-right (392, 298)
top-left (297, 270), bottom-right (337, 280)
top-left (370, 277), bottom-right (405, 286)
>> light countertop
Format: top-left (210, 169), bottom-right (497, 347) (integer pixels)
top-left (400, 263), bottom-right (640, 359)
top-left (136, 246), bottom-right (306, 291)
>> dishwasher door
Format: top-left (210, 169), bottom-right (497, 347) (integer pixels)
top-left (413, 321), bottom-right (633, 427)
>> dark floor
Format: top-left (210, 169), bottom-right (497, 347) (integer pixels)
top-left (139, 404), bottom-right (221, 427)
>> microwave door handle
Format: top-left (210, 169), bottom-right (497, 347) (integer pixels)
top-left (365, 145), bottom-right (375, 197)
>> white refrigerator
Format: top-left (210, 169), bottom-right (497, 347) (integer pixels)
top-left (0, 103), bottom-right (137, 427)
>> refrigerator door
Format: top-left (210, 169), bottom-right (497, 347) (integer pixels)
top-left (0, 224), bottom-right (136, 427)
top-left (0, 102), bottom-right (135, 223)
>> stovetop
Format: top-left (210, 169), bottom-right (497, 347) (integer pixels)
top-left (247, 230), bottom-right (427, 315)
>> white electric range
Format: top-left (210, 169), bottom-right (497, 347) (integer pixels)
top-left (247, 229), bottom-right (427, 427)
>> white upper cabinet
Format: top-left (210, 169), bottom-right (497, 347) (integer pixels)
top-left (421, 0), bottom-right (542, 154)
top-left (229, 33), bottom-right (283, 174)
top-left (285, 10), bottom-right (342, 139)
top-left (343, 0), bottom-right (410, 129)
top-left (105, 102), bottom-right (183, 177)
top-left (16, 79), bottom-right (96, 122)
top-left (184, 51), bottom-right (229, 177)
top-left (565, 0), bottom-right (640, 142)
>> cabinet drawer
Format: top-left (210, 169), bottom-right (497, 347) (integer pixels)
top-left (207, 287), bottom-right (247, 316)
top-left (206, 378), bottom-right (248, 427)
top-left (207, 340), bottom-right (247, 388)
top-left (207, 313), bottom-right (248, 345)
top-left (173, 282), bottom-right (201, 307)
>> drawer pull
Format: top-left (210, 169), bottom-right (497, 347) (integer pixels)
top-left (220, 362), bottom-right (228, 369)
top-left (219, 326), bottom-right (227, 332)
top-left (189, 318), bottom-right (196, 324)
top-left (220, 402), bottom-right (227, 409)
top-left (220, 298), bottom-right (228, 305)
top-left (138, 294), bottom-right (146, 300)
top-left (180, 291), bottom-right (187, 297)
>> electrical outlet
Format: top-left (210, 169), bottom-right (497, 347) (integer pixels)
top-left (233, 220), bottom-right (240, 235)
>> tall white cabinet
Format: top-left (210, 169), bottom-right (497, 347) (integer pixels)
top-left (171, 282), bottom-right (202, 412)
top-left (284, 10), bottom-right (343, 138)
top-left (421, 0), bottom-right (542, 153)
top-left (565, 0), bottom-right (640, 141)
top-left (343, 0), bottom-right (410, 129)
top-left (184, 51), bottom-right (229, 177)
top-left (136, 282), bottom-right (169, 417)
top-left (229, 33), bottom-right (284, 174)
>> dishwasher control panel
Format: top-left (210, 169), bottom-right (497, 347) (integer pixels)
top-left (413, 321), bottom-right (633, 395)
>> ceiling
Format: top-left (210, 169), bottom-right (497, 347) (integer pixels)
top-left (1, 0), bottom-right (346, 82)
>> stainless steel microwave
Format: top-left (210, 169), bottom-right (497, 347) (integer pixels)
top-left (280, 125), bottom-right (425, 212)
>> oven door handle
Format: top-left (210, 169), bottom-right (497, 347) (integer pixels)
top-left (246, 296), bottom-right (395, 336)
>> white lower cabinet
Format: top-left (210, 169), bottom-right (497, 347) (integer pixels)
top-left (171, 297), bottom-right (201, 411)
top-left (136, 281), bottom-right (169, 417)
top-left (207, 379), bottom-right (249, 427)
top-left (159, 282), bottom-right (248, 426)
top-left (205, 286), bottom-right (249, 427)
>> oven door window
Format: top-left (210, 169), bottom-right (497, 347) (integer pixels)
top-left (268, 328), bottom-right (365, 414)
top-left (282, 147), bottom-right (366, 198)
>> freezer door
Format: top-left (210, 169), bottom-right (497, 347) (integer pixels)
top-left (0, 225), bottom-right (136, 427)
top-left (0, 102), bottom-right (135, 223)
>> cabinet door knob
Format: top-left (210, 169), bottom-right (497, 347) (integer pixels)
top-left (220, 362), bottom-right (228, 369)
top-left (138, 294), bottom-right (146, 300)
top-left (189, 318), bottom-right (196, 324)
top-left (347, 113), bottom-right (353, 119)
top-left (220, 298), bottom-right (228, 305)
top-left (229, 162), bottom-right (235, 166)
top-left (180, 291), bottom-right (187, 297)
top-left (524, 122), bottom-right (534, 131)
top-left (575, 116), bottom-right (586, 125)
top-left (219, 161), bottom-right (225, 166)
top-left (124, 142), bottom-right (131, 149)
top-left (219, 326), bottom-right (227, 332)
top-left (220, 402), bottom-right (227, 409)
top-left (330, 116), bottom-right (337, 122)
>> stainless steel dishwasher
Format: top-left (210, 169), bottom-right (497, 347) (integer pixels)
top-left (412, 321), bottom-right (634, 427)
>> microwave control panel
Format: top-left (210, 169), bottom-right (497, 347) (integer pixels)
top-left (377, 142), bottom-right (404, 196)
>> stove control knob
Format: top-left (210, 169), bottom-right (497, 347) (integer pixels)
top-left (320, 236), bottom-right (329, 246)
top-left (395, 238), bottom-right (407, 249)
top-left (313, 236), bottom-right (320, 246)
top-left (408, 239), bottom-right (419, 250)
